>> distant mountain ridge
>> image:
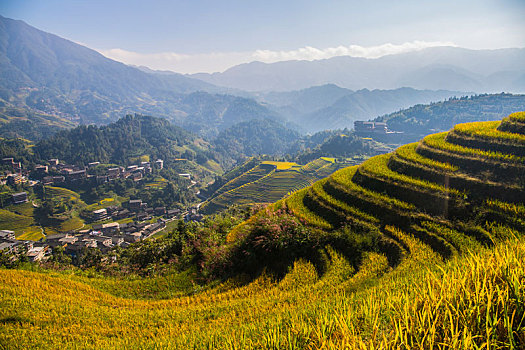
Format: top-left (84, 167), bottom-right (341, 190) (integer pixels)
top-left (0, 15), bottom-right (213, 98)
top-left (290, 87), bottom-right (466, 133)
top-left (254, 84), bottom-right (353, 115)
top-left (0, 15), bottom-right (277, 136)
top-left (191, 47), bottom-right (525, 92)
top-left (375, 93), bottom-right (525, 137)
top-left (3, 14), bottom-right (521, 144)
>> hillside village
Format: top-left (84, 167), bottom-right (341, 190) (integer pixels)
top-left (2, 155), bottom-right (165, 185)
top-left (1, 3), bottom-right (525, 349)
top-left (0, 155), bottom-right (206, 262)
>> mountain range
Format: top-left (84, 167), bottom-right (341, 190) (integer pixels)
top-left (191, 47), bottom-right (525, 93)
top-left (1, 14), bottom-right (524, 141)
top-left (0, 15), bottom-right (278, 137)
top-left (259, 85), bottom-right (465, 133)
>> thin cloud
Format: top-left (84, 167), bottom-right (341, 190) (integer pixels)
top-left (253, 41), bottom-right (457, 62)
top-left (97, 41), bottom-right (456, 74)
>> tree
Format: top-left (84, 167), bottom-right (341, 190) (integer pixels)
top-left (51, 246), bottom-right (71, 264)
top-left (80, 247), bottom-right (103, 268)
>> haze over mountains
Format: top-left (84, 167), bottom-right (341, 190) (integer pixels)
top-left (1, 14), bottom-right (524, 141)
top-left (0, 15), bottom-right (278, 136)
top-left (192, 47), bottom-right (525, 93)
top-left (257, 85), bottom-right (466, 133)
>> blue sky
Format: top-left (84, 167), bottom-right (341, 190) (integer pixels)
top-left (1, 0), bottom-right (524, 73)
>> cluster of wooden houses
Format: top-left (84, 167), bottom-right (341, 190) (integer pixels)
top-left (2, 157), bottom-right (22, 171)
top-left (0, 230), bottom-right (48, 262)
top-left (39, 158), bottom-right (165, 186)
top-left (0, 215), bottom-right (170, 263)
top-left (89, 200), bottom-right (181, 223)
top-left (1, 157), bottom-right (30, 186)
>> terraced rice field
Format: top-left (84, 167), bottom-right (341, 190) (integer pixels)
top-left (200, 158), bottom-right (348, 215)
top-left (207, 163), bottom-right (276, 200)
top-left (261, 160), bottom-right (300, 170)
top-left (280, 115), bottom-right (525, 263)
top-left (2, 115), bottom-right (525, 349)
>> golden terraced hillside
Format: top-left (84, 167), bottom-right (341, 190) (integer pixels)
top-left (1, 113), bottom-right (525, 349)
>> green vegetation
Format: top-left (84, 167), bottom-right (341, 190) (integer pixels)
top-left (0, 185), bottom-right (86, 240)
top-left (498, 112), bottom-right (525, 135)
top-left (508, 111), bottom-right (525, 123)
top-left (211, 118), bottom-right (301, 164)
top-left (207, 163), bottom-right (275, 201)
top-left (293, 131), bottom-right (390, 164)
top-left (423, 132), bottom-right (524, 163)
top-left (201, 157), bottom-right (259, 198)
top-left (34, 114), bottom-right (222, 168)
top-left (395, 142), bottom-right (459, 171)
top-left (32, 186), bottom-right (86, 235)
top-left (0, 106), bottom-right (76, 141)
top-left (330, 165), bottom-right (416, 212)
top-left (283, 188), bottom-right (333, 230)
top-left (1, 113), bottom-right (525, 349)
top-left (359, 153), bottom-right (463, 196)
top-left (376, 93), bottom-right (525, 136)
top-left (0, 209), bottom-right (34, 232)
top-left (200, 158), bottom-right (349, 215)
top-left (454, 120), bottom-right (525, 143)
top-left (0, 138), bottom-right (36, 166)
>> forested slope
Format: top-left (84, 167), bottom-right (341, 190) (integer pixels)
top-left (1, 112), bottom-right (525, 349)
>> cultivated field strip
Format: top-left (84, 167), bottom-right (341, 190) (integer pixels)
top-left (389, 145), bottom-right (523, 203)
top-left (209, 164), bottom-right (275, 199)
top-left (277, 115), bottom-right (524, 269)
top-left (201, 158), bottom-right (347, 215)
top-left (2, 115), bottom-right (525, 349)
top-left (498, 111), bottom-right (525, 134)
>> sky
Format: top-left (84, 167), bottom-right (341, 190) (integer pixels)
top-left (1, 0), bottom-right (524, 74)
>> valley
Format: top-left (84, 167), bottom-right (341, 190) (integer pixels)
top-left (0, 6), bottom-right (524, 349)
top-left (200, 157), bottom-right (355, 215)
top-left (1, 113), bottom-right (524, 348)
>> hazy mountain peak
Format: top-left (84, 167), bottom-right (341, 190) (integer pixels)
top-left (189, 46), bottom-right (525, 93)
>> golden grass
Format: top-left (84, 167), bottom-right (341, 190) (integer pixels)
top-left (45, 186), bottom-right (85, 203)
top-left (359, 153), bottom-right (464, 196)
top-left (485, 199), bottom-right (525, 217)
top-left (454, 120), bottom-right (525, 143)
top-left (0, 209), bottom-right (40, 239)
top-left (508, 111), bottom-right (525, 123)
top-left (58, 217), bottom-right (84, 232)
top-left (261, 161), bottom-right (299, 170)
top-left (2, 115), bottom-right (524, 349)
top-left (309, 179), bottom-right (380, 224)
top-left (396, 142), bottom-right (459, 171)
top-left (423, 132), bottom-right (524, 163)
top-left (330, 166), bottom-right (416, 211)
top-left (15, 226), bottom-right (44, 241)
top-left (1, 231), bottom-right (523, 349)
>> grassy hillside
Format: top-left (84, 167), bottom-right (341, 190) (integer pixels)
top-left (1, 113), bottom-right (525, 348)
top-left (375, 93), bottom-right (525, 136)
top-left (0, 186), bottom-right (87, 240)
top-left (200, 158), bottom-right (351, 215)
top-left (0, 105), bottom-right (76, 141)
top-left (0, 231), bottom-right (523, 348)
